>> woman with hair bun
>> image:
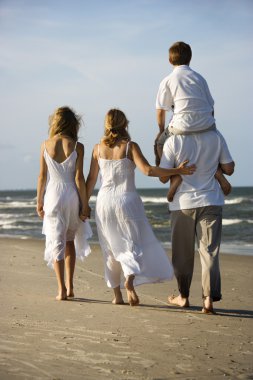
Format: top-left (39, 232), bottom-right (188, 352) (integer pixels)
top-left (86, 109), bottom-right (195, 306)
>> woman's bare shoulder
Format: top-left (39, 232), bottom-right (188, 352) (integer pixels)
top-left (76, 141), bottom-right (84, 154)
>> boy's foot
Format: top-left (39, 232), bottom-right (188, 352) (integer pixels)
top-left (202, 296), bottom-right (216, 314)
top-left (167, 175), bottom-right (182, 202)
top-left (168, 294), bottom-right (190, 308)
top-left (124, 275), bottom-right (139, 306)
top-left (167, 190), bottom-right (175, 202)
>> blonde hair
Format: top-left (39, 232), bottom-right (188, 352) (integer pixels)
top-left (102, 109), bottom-right (130, 147)
top-left (48, 106), bottom-right (81, 140)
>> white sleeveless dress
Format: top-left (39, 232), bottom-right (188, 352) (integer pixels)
top-left (42, 143), bottom-right (92, 268)
top-left (95, 143), bottom-right (174, 288)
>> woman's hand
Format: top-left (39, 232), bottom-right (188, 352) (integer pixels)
top-left (79, 205), bottom-right (91, 222)
top-left (37, 203), bottom-right (44, 219)
top-left (177, 160), bottom-right (196, 175)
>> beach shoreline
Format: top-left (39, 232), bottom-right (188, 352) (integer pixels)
top-left (0, 237), bottom-right (252, 379)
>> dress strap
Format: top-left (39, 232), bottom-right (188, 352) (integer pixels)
top-left (74, 140), bottom-right (78, 150)
top-left (125, 141), bottom-right (130, 158)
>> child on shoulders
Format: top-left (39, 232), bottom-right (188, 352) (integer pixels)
top-left (154, 41), bottom-right (231, 201)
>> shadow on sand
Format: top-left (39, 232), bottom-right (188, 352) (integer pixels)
top-left (68, 297), bottom-right (253, 318)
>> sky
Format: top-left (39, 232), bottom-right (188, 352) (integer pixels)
top-left (0, 0), bottom-right (252, 190)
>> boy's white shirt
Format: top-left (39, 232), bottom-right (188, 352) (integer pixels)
top-left (160, 130), bottom-right (233, 211)
top-left (156, 65), bottom-right (215, 132)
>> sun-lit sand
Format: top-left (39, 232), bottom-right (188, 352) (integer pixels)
top-left (0, 238), bottom-right (252, 379)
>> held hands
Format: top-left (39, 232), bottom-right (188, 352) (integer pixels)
top-left (79, 205), bottom-right (91, 222)
top-left (36, 204), bottom-right (44, 219)
top-left (177, 160), bottom-right (196, 175)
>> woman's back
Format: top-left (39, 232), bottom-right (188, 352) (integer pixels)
top-left (44, 137), bottom-right (77, 184)
top-left (45, 136), bottom-right (76, 163)
top-left (98, 140), bottom-right (136, 194)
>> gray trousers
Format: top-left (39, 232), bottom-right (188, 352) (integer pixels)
top-left (171, 206), bottom-right (222, 301)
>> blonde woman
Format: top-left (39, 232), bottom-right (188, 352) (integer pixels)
top-left (86, 109), bottom-right (196, 306)
top-left (37, 106), bottom-right (92, 300)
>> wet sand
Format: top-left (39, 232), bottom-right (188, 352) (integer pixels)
top-left (0, 238), bottom-right (252, 380)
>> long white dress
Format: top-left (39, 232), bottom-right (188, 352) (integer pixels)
top-left (95, 143), bottom-right (174, 288)
top-left (42, 144), bottom-right (92, 269)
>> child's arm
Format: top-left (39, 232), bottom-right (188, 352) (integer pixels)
top-left (75, 143), bottom-right (90, 221)
top-left (131, 142), bottom-right (196, 177)
top-left (36, 143), bottom-right (48, 219)
top-left (86, 145), bottom-right (100, 200)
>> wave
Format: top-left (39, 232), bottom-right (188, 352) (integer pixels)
top-left (89, 195), bottom-right (167, 204)
top-left (90, 195), bottom-right (251, 206)
top-left (1, 224), bottom-right (39, 230)
top-left (0, 201), bottom-right (36, 209)
top-left (0, 196), bottom-right (13, 201)
top-left (225, 197), bottom-right (245, 205)
top-left (0, 234), bottom-right (30, 239)
top-left (224, 196), bottom-right (253, 205)
top-left (141, 196), bottom-right (167, 204)
top-left (222, 218), bottom-right (253, 226)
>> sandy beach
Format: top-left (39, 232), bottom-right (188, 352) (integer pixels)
top-left (0, 238), bottom-right (252, 380)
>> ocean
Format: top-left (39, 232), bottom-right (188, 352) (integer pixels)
top-left (0, 187), bottom-right (252, 256)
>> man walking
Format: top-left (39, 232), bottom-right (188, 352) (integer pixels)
top-left (160, 130), bottom-right (234, 313)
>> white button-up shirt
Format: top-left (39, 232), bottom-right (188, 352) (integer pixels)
top-left (156, 65), bottom-right (215, 132)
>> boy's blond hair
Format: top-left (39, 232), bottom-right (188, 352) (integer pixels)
top-left (102, 109), bottom-right (130, 148)
top-left (169, 41), bottom-right (192, 66)
top-left (49, 106), bottom-right (81, 140)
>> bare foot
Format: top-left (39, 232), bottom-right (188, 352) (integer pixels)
top-left (202, 296), bottom-right (216, 314)
top-left (124, 275), bottom-right (139, 306)
top-left (112, 286), bottom-right (125, 305)
top-left (67, 288), bottom-right (74, 298)
top-left (168, 294), bottom-right (190, 308)
top-left (56, 291), bottom-right (67, 301)
top-left (167, 175), bottom-right (182, 202)
top-left (112, 298), bottom-right (125, 305)
top-left (215, 169), bottom-right (232, 196)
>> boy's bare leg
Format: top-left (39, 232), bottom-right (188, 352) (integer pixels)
top-left (65, 241), bottom-right (76, 297)
top-left (215, 167), bottom-right (232, 195)
top-left (167, 175), bottom-right (182, 202)
top-left (124, 275), bottom-right (139, 306)
top-left (154, 142), bottom-right (163, 166)
top-left (54, 259), bottom-right (67, 301)
top-left (112, 286), bottom-right (125, 305)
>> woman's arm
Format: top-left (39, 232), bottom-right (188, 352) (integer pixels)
top-left (75, 143), bottom-right (90, 221)
top-left (131, 142), bottom-right (196, 177)
top-left (36, 143), bottom-right (48, 219)
top-left (86, 145), bottom-right (100, 200)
